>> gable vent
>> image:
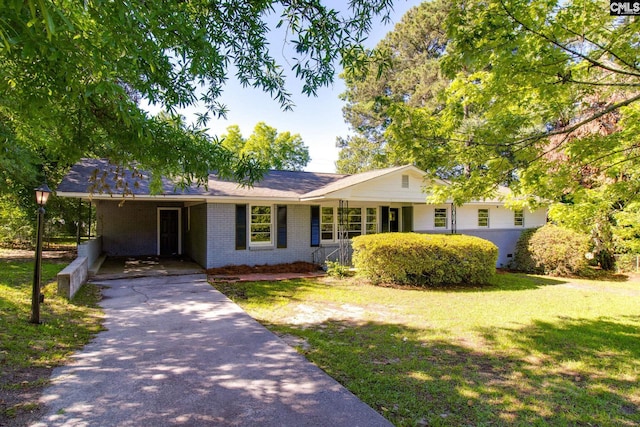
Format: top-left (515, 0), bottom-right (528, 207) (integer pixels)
top-left (401, 174), bottom-right (409, 188)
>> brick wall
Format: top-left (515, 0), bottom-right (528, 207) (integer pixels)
top-left (206, 203), bottom-right (318, 268)
top-left (184, 203), bottom-right (207, 267)
top-left (96, 200), bottom-right (182, 256)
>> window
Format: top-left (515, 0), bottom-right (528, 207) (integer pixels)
top-left (366, 208), bottom-right (377, 234)
top-left (321, 207), bottom-right (334, 241)
top-left (514, 209), bottom-right (524, 226)
top-left (250, 205), bottom-right (272, 244)
top-left (339, 207), bottom-right (362, 239)
top-left (434, 208), bottom-right (447, 228)
top-left (401, 174), bottom-right (409, 188)
top-left (478, 209), bottom-right (489, 227)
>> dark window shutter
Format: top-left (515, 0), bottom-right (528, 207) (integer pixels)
top-left (380, 206), bottom-right (390, 233)
top-left (402, 206), bottom-right (413, 232)
top-left (235, 204), bottom-right (247, 250)
top-left (310, 206), bottom-right (320, 247)
top-left (277, 205), bottom-right (287, 249)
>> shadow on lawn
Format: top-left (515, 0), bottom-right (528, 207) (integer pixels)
top-left (277, 316), bottom-right (640, 426)
top-left (213, 278), bottom-right (328, 303)
top-left (372, 273), bottom-right (569, 294)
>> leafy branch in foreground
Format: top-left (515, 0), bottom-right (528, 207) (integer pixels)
top-left (1, 0), bottom-right (394, 195)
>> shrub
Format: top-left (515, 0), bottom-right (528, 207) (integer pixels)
top-left (325, 260), bottom-right (352, 277)
top-left (352, 233), bottom-right (498, 286)
top-left (514, 224), bottom-right (591, 277)
top-left (614, 253), bottom-right (640, 273)
top-left (511, 228), bottom-right (543, 273)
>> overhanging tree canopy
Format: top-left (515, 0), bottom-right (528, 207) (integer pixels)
top-left (0, 0), bottom-right (394, 192)
top-left (420, 0), bottom-right (640, 203)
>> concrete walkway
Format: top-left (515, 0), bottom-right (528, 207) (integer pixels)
top-left (34, 274), bottom-right (391, 427)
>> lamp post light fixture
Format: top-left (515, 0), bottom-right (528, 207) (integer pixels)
top-left (30, 183), bottom-right (51, 324)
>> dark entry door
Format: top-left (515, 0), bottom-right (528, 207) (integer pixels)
top-left (389, 208), bottom-right (399, 232)
top-left (159, 209), bottom-right (179, 256)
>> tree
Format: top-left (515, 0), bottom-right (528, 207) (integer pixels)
top-left (378, 0), bottom-right (640, 267)
top-left (335, 135), bottom-right (388, 174)
top-left (337, 0), bottom-right (450, 173)
top-left (221, 122), bottom-right (310, 171)
top-left (404, 0), bottom-right (640, 204)
top-left (0, 0), bottom-right (394, 192)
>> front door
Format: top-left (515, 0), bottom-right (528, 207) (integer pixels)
top-left (389, 208), bottom-right (399, 232)
top-left (159, 209), bottom-right (180, 256)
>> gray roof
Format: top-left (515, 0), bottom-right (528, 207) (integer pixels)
top-left (57, 158), bottom-right (351, 199)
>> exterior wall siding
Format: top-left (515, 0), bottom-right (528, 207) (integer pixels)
top-left (205, 203), bottom-right (318, 268)
top-left (455, 205), bottom-right (546, 230)
top-left (95, 198), bottom-right (547, 269)
top-left (415, 204), bottom-right (547, 232)
top-left (96, 200), bottom-right (183, 256)
top-left (184, 203), bottom-right (207, 267)
top-left (414, 204), bottom-right (450, 231)
top-left (423, 229), bottom-right (525, 268)
top-left (414, 204), bottom-right (547, 268)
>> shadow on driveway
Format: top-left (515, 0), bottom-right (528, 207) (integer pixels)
top-left (34, 274), bottom-right (390, 426)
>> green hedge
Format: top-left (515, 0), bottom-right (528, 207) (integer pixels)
top-left (512, 224), bottom-right (591, 277)
top-left (511, 228), bottom-right (543, 274)
top-left (352, 233), bottom-right (498, 286)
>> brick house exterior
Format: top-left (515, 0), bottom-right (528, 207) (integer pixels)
top-left (57, 159), bottom-right (547, 268)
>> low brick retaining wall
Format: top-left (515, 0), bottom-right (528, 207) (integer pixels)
top-left (57, 256), bottom-right (88, 299)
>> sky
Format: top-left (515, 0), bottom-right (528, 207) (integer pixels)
top-left (145, 0), bottom-right (423, 173)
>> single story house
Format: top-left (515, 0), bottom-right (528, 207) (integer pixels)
top-left (57, 159), bottom-right (547, 268)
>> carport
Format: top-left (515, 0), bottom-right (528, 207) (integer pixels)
top-left (94, 256), bottom-right (204, 280)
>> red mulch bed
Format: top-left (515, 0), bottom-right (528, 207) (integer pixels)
top-left (206, 261), bottom-right (322, 275)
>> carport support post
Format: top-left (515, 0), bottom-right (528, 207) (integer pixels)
top-left (76, 199), bottom-right (82, 245)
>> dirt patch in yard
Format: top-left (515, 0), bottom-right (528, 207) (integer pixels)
top-left (0, 248), bottom-right (76, 263)
top-left (0, 367), bottom-right (51, 427)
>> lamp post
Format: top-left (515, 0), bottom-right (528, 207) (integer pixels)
top-left (30, 183), bottom-right (51, 324)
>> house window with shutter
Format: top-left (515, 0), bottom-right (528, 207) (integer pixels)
top-left (321, 207), bottom-right (335, 241)
top-left (250, 205), bottom-right (272, 245)
top-left (401, 174), bottom-right (409, 188)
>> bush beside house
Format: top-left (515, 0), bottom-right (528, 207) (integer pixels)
top-left (512, 224), bottom-right (591, 277)
top-left (352, 233), bottom-right (498, 286)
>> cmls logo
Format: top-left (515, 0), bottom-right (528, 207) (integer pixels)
top-left (610, 0), bottom-right (640, 15)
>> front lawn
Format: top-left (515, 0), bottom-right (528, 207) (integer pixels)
top-left (212, 273), bottom-right (640, 426)
top-left (0, 259), bottom-right (103, 424)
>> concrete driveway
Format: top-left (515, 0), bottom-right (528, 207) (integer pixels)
top-left (34, 274), bottom-right (392, 426)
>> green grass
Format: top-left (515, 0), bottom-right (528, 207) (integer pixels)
top-left (0, 259), bottom-right (104, 420)
top-left (213, 273), bottom-right (640, 426)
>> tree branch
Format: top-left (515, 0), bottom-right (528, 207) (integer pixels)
top-left (558, 23), bottom-right (640, 74)
top-left (510, 92), bottom-right (640, 148)
top-left (498, 0), bottom-right (640, 79)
